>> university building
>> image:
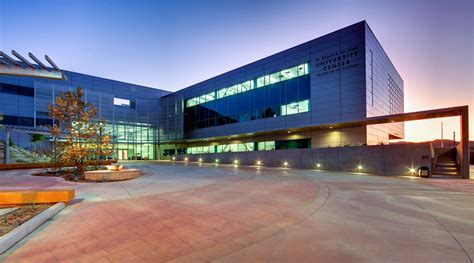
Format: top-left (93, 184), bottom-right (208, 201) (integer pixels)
top-left (0, 21), bottom-right (404, 161)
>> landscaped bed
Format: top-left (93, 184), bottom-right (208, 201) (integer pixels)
top-left (32, 166), bottom-right (108, 182)
top-left (0, 204), bottom-right (53, 237)
top-left (32, 165), bottom-right (142, 183)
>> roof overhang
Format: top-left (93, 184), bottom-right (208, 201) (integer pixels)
top-left (168, 105), bottom-right (469, 144)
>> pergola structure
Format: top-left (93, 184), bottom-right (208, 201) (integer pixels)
top-left (0, 50), bottom-right (66, 80)
top-left (1, 50), bottom-right (66, 164)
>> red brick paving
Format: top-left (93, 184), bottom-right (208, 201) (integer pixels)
top-left (6, 175), bottom-right (317, 262)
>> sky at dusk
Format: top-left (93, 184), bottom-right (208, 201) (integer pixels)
top-left (0, 0), bottom-right (473, 141)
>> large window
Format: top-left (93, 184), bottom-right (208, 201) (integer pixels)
top-left (185, 63), bottom-right (309, 108)
top-left (181, 139), bottom-right (310, 155)
top-left (184, 64), bottom-right (310, 131)
top-left (281, 100), bottom-right (309, 116)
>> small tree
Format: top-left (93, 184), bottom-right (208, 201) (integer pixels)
top-left (29, 133), bottom-right (45, 159)
top-left (93, 119), bottom-right (114, 162)
top-left (48, 87), bottom-right (112, 178)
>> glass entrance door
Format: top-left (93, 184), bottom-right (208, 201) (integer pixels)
top-left (117, 149), bottom-right (128, 160)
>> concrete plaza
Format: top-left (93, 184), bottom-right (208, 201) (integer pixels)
top-left (1, 162), bottom-right (473, 262)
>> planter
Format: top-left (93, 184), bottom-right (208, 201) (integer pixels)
top-left (84, 169), bottom-right (142, 182)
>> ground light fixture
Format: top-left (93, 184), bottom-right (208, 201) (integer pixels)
top-left (234, 159), bottom-right (239, 164)
top-left (409, 168), bottom-right (416, 175)
top-left (283, 161), bottom-right (289, 167)
top-left (184, 157), bottom-right (188, 162)
top-left (256, 160), bottom-right (262, 166)
top-left (198, 158), bottom-right (202, 162)
top-left (215, 159), bottom-right (219, 163)
top-left (171, 157), bottom-right (175, 161)
top-left (357, 165), bottom-right (363, 171)
top-left (316, 163), bottom-right (321, 168)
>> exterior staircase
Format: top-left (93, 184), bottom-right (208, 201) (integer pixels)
top-left (433, 147), bottom-right (461, 178)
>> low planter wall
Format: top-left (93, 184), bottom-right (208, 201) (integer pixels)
top-left (174, 143), bottom-right (433, 176)
top-left (0, 160), bottom-right (116, 171)
top-left (84, 169), bottom-right (142, 182)
top-left (0, 203), bottom-right (65, 254)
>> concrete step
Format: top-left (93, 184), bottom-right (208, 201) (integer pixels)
top-left (431, 174), bottom-right (462, 179)
top-left (433, 170), bottom-right (460, 176)
top-left (435, 166), bottom-right (458, 171)
top-left (436, 163), bottom-right (457, 168)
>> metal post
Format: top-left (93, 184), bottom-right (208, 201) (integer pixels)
top-left (460, 107), bottom-right (469, 179)
top-left (5, 127), bottom-right (10, 164)
top-left (453, 131), bottom-right (456, 147)
top-left (441, 122), bottom-right (444, 148)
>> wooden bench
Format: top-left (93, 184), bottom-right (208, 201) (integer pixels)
top-left (0, 189), bottom-right (75, 205)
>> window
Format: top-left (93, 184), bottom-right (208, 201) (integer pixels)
top-left (186, 97), bottom-right (198, 107)
top-left (281, 100), bottom-right (309, 116)
top-left (184, 140), bottom-right (311, 155)
top-left (256, 76), bottom-right (265, 88)
top-left (185, 63), bottom-right (309, 108)
top-left (298, 100), bottom-right (309, 113)
top-left (281, 66), bottom-right (297, 81)
top-left (258, 141), bottom-right (275, 151)
top-left (114, 97), bottom-right (130, 107)
top-left (0, 83), bottom-right (34, 97)
top-left (269, 72), bottom-right (280, 84)
top-left (297, 63), bottom-right (309, 76)
top-left (184, 65), bottom-right (310, 131)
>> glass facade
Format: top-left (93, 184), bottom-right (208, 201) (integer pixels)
top-left (184, 64), bottom-right (310, 131)
top-left (111, 122), bottom-right (156, 160)
top-left (185, 63), bottom-right (309, 108)
top-left (29, 80), bottom-right (163, 160)
top-left (178, 138), bottom-right (310, 155)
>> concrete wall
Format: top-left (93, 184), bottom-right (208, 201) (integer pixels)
top-left (175, 143), bottom-right (432, 176)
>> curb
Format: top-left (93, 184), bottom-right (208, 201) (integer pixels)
top-left (0, 202), bottom-right (65, 254)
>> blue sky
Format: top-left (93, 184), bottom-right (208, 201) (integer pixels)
top-left (1, 0), bottom-right (473, 141)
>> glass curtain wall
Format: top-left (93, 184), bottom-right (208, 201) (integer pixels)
top-left (112, 122), bottom-right (156, 160)
top-left (184, 63), bottom-right (310, 131)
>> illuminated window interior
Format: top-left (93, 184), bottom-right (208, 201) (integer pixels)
top-left (281, 100), bottom-right (310, 116)
top-left (114, 97), bottom-right (130, 107)
top-left (186, 63), bottom-right (309, 108)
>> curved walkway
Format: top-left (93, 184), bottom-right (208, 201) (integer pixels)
top-left (1, 162), bottom-right (473, 262)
